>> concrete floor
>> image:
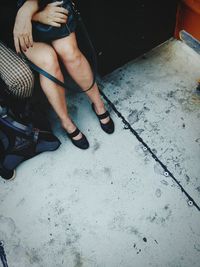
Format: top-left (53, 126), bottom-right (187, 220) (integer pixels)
top-left (0, 39), bottom-right (200, 267)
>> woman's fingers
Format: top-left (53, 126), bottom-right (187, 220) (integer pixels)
top-left (54, 6), bottom-right (69, 15)
top-left (14, 37), bottom-right (20, 54)
top-left (34, 2), bottom-right (69, 27)
top-left (55, 12), bottom-right (68, 19)
top-left (48, 2), bottom-right (69, 15)
top-left (50, 1), bottom-right (64, 7)
top-left (49, 21), bottom-right (62, 27)
top-left (29, 34), bottom-right (33, 48)
top-left (24, 34), bottom-right (30, 49)
top-left (54, 17), bottom-right (67, 24)
top-left (53, 13), bottom-right (68, 24)
top-left (13, 12), bottom-right (33, 53)
top-left (55, 12), bottom-right (68, 18)
top-left (13, 34), bottom-right (30, 53)
top-left (19, 36), bottom-right (27, 52)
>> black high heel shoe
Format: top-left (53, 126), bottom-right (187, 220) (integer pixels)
top-left (91, 103), bottom-right (115, 134)
top-left (67, 128), bottom-right (89, 149)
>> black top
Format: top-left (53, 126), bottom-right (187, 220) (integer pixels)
top-left (0, 1), bottom-right (18, 48)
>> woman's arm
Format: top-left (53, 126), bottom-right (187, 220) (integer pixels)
top-left (32, 1), bottom-right (68, 27)
top-left (13, 0), bottom-right (39, 53)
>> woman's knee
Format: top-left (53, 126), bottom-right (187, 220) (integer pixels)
top-left (65, 47), bottom-right (82, 68)
top-left (54, 41), bottom-right (82, 66)
top-left (25, 43), bottom-right (60, 74)
top-left (40, 49), bottom-right (60, 72)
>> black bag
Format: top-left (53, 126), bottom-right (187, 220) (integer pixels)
top-left (0, 101), bottom-right (61, 180)
top-left (17, 0), bottom-right (77, 42)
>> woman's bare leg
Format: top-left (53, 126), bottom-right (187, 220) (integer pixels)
top-left (24, 42), bottom-right (82, 139)
top-left (52, 33), bottom-right (110, 124)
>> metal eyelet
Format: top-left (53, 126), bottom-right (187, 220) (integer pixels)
top-left (188, 200), bottom-right (193, 207)
top-left (143, 146), bottom-right (147, 152)
top-left (164, 171), bottom-right (169, 177)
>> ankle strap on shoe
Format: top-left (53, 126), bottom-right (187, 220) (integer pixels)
top-left (97, 111), bottom-right (110, 120)
top-left (68, 128), bottom-right (80, 138)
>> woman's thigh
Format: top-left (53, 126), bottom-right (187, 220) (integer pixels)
top-left (24, 42), bottom-right (60, 72)
top-left (51, 32), bottom-right (80, 58)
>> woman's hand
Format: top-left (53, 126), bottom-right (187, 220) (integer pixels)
top-left (13, 0), bottom-right (39, 53)
top-left (33, 1), bottom-right (69, 27)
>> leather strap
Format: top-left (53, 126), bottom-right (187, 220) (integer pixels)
top-left (97, 111), bottom-right (110, 120)
top-left (0, 110), bottom-right (47, 142)
top-left (67, 128), bottom-right (80, 138)
top-left (0, 115), bottom-right (32, 136)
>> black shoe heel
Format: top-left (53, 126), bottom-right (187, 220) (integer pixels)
top-left (92, 103), bottom-right (114, 134)
top-left (67, 128), bottom-right (89, 150)
top-left (0, 168), bottom-right (16, 181)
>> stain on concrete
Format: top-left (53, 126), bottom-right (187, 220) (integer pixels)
top-left (128, 109), bottom-right (140, 124)
top-left (196, 186), bottom-right (200, 193)
top-left (164, 204), bottom-right (170, 210)
top-left (48, 238), bottom-right (55, 245)
top-left (129, 226), bottom-right (140, 236)
top-left (136, 128), bottom-right (144, 135)
top-left (74, 169), bottom-right (93, 177)
top-left (194, 244), bottom-right (200, 252)
top-left (109, 213), bottom-right (144, 240)
top-left (133, 243), bottom-right (142, 255)
top-left (155, 189), bottom-right (162, 198)
top-left (16, 198), bottom-right (25, 207)
top-left (154, 163), bottom-right (164, 176)
top-left (54, 200), bottom-right (65, 216)
top-left (68, 104), bottom-right (78, 116)
top-left (127, 106), bottom-right (149, 125)
top-left (103, 167), bottom-right (112, 177)
top-left (146, 206), bottom-right (172, 225)
top-left (92, 138), bottom-right (101, 153)
top-left (185, 175), bottom-right (190, 184)
top-left (33, 162), bottom-right (48, 176)
top-left (195, 138), bottom-right (200, 144)
top-left (65, 231), bottom-right (81, 247)
top-left (25, 248), bottom-right (42, 264)
top-left (144, 155), bottom-right (151, 165)
top-left (147, 213), bottom-right (157, 223)
top-left (113, 99), bottom-right (119, 105)
top-left (161, 180), bottom-right (169, 186)
top-left (167, 91), bottom-right (176, 98)
top-left (152, 148), bottom-right (157, 154)
top-left (0, 216), bottom-right (16, 241)
top-left (73, 251), bottom-right (84, 267)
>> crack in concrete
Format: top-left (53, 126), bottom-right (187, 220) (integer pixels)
top-left (99, 87), bottom-right (200, 212)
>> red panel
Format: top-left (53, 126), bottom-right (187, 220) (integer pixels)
top-left (175, 0), bottom-right (200, 41)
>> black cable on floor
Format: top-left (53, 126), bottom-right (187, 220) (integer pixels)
top-left (99, 88), bottom-right (200, 212)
